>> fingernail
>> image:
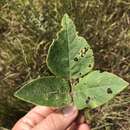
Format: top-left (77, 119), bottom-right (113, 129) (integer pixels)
top-left (63, 106), bottom-right (77, 117)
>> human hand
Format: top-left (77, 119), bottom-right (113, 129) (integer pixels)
top-left (12, 106), bottom-right (90, 130)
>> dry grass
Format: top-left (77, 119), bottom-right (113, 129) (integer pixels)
top-left (0, 0), bottom-right (130, 129)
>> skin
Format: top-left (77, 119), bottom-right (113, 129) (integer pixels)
top-left (12, 106), bottom-right (90, 130)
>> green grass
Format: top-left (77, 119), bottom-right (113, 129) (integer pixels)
top-left (0, 0), bottom-right (130, 129)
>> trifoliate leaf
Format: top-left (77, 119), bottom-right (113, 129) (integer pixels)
top-left (47, 14), bottom-right (94, 79)
top-left (15, 77), bottom-right (71, 107)
top-left (14, 14), bottom-right (129, 110)
top-left (73, 71), bottom-right (129, 109)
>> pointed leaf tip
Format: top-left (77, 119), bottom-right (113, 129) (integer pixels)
top-left (63, 13), bottom-right (69, 18)
top-left (47, 13), bottom-right (94, 79)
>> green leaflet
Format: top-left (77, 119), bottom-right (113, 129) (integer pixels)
top-left (15, 77), bottom-right (71, 107)
top-left (47, 14), bottom-right (94, 79)
top-left (14, 14), bottom-right (129, 110)
top-left (73, 71), bottom-right (129, 109)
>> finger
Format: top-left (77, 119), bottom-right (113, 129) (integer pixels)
top-left (66, 122), bottom-right (77, 130)
top-left (78, 123), bottom-right (90, 130)
top-left (33, 106), bottom-right (78, 130)
top-left (76, 111), bottom-right (85, 125)
top-left (12, 106), bottom-right (55, 130)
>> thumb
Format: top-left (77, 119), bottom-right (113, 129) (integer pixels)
top-left (32, 106), bottom-right (78, 130)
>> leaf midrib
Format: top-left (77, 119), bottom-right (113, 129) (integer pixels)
top-left (64, 16), bottom-right (70, 80)
top-left (64, 16), bottom-right (77, 80)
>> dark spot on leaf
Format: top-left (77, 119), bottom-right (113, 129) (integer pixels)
top-left (79, 73), bottom-right (82, 75)
top-left (84, 47), bottom-right (88, 52)
top-left (86, 96), bottom-right (91, 104)
top-left (88, 64), bottom-right (91, 67)
top-left (107, 88), bottom-right (113, 94)
top-left (81, 54), bottom-right (84, 57)
top-left (74, 57), bottom-right (78, 61)
top-left (100, 69), bottom-right (104, 72)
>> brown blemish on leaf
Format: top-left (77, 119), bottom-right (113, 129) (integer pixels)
top-left (74, 57), bottom-right (78, 61)
top-left (84, 47), bottom-right (88, 52)
top-left (86, 96), bottom-right (91, 104)
top-left (88, 64), bottom-right (91, 67)
top-left (107, 88), bottom-right (113, 94)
